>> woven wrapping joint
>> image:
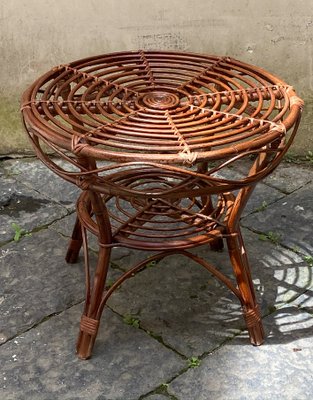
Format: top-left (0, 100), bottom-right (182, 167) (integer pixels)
top-left (76, 176), bottom-right (91, 190)
top-left (165, 110), bottom-right (198, 165)
top-left (80, 315), bottom-right (100, 336)
top-left (289, 96), bottom-right (305, 108)
top-left (243, 305), bottom-right (261, 328)
top-left (71, 133), bottom-right (90, 155)
top-left (139, 50), bottom-right (156, 86)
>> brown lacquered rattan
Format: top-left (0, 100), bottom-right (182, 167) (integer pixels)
top-left (21, 50), bottom-right (303, 359)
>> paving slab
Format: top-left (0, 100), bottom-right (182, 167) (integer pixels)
top-left (0, 225), bottom-right (126, 345)
top-left (0, 229), bottom-right (86, 343)
top-left (0, 305), bottom-right (185, 400)
top-left (1, 157), bottom-right (312, 400)
top-left (168, 306), bottom-right (313, 400)
top-left (51, 214), bottom-right (310, 357)
top-left (233, 160), bottom-right (312, 194)
top-left (0, 176), bottom-right (68, 244)
top-left (49, 212), bottom-right (78, 237)
top-left (108, 254), bottom-right (242, 358)
top-left (242, 182), bottom-right (313, 256)
top-left (234, 231), bottom-right (310, 309)
top-left (49, 214), bottom-right (135, 267)
top-left (215, 166), bottom-right (285, 216)
top-left (291, 287), bottom-right (313, 314)
top-left (2, 158), bottom-right (80, 210)
top-left (263, 163), bottom-right (312, 194)
top-left (244, 181), bottom-right (285, 215)
top-left (107, 228), bottom-right (309, 358)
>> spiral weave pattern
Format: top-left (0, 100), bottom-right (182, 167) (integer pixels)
top-left (21, 51), bottom-right (302, 164)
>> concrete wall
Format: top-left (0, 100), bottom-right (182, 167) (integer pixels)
top-left (1, 0), bottom-right (312, 155)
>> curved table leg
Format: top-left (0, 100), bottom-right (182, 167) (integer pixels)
top-left (76, 191), bottom-right (112, 359)
top-left (76, 245), bottom-right (111, 359)
top-left (65, 157), bottom-right (94, 265)
top-left (66, 191), bottom-right (93, 264)
top-left (226, 229), bottom-right (264, 345)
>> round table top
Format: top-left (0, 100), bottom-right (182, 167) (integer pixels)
top-left (21, 50), bottom-right (303, 165)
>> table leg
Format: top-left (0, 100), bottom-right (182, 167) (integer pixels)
top-left (76, 191), bottom-right (112, 359)
top-left (226, 229), bottom-right (264, 345)
top-left (76, 245), bottom-right (111, 359)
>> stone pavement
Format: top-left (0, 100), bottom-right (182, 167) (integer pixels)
top-left (0, 157), bottom-right (312, 400)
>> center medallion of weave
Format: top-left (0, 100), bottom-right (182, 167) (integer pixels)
top-left (142, 91), bottom-right (180, 109)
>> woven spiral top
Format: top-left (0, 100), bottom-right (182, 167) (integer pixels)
top-left (21, 50), bottom-right (303, 165)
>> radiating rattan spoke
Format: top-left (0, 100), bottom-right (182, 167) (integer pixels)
top-left (139, 50), bottom-right (156, 87)
top-left (177, 56), bottom-right (230, 89)
top-left (59, 64), bottom-right (140, 95)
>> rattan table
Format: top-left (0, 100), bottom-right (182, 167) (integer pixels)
top-left (21, 51), bottom-right (303, 359)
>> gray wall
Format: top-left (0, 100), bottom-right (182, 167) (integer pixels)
top-left (1, 0), bottom-right (312, 154)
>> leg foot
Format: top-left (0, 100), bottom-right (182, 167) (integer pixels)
top-left (243, 305), bottom-right (265, 346)
top-left (76, 315), bottom-right (99, 359)
top-left (77, 332), bottom-right (96, 360)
